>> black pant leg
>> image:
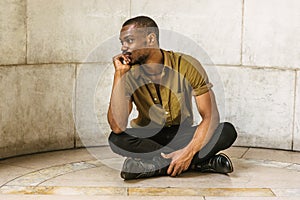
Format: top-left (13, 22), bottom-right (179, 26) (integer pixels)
top-left (108, 127), bottom-right (177, 159)
top-left (108, 122), bottom-right (237, 162)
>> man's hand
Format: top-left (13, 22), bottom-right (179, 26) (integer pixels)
top-left (113, 54), bottom-right (131, 73)
top-left (161, 148), bottom-right (194, 177)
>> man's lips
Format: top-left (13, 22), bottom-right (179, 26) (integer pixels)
top-left (122, 52), bottom-right (132, 56)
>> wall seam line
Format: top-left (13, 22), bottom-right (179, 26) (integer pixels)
top-left (129, 0), bottom-right (132, 17)
top-left (291, 70), bottom-right (298, 150)
top-left (213, 64), bottom-right (300, 71)
top-left (240, 0), bottom-right (245, 65)
top-left (25, 0), bottom-right (28, 64)
top-left (0, 62), bottom-right (111, 67)
top-left (1, 63), bottom-right (299, 71)
top-left (74, 64), bottom-right (78, 148)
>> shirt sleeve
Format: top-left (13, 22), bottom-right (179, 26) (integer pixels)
top-left (182, 55), bottom-right (213, 96)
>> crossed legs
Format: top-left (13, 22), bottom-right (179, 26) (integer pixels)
top-left (108, 122), bottom-right (237, 179)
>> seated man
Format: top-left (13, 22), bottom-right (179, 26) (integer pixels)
top-left (107, 16), bottom-right (237, 180)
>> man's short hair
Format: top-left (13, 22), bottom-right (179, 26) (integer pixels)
top-left (122, 16), bottom-right (159, 44)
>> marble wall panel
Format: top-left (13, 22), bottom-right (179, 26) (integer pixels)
top-left (0, 65), bottom-right (75, 159)
top-left (76, 62), bottom-right (141, 147)
top-left (0, 0), bottom-right (26, 65)
top-left (217, 66), bottom-right (295, 150)
top-left (75, 63), bottom-right (113, 147)
top-left (294, 71), bottom-right (300, 151)
top-left (243, 0), bottom-right (300, 68)
top-left (131, 0), bottom-right (242, 65)
top-left (27, 0), bottom-right (130, 64)
top-left (1, 0), bottom-right (299, 154)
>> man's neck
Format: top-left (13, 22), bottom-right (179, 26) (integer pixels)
top-left (142, 48), bottom-right (164, 75)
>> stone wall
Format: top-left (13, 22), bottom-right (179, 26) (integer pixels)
top-left (0, 0), bottom-right (299, 159)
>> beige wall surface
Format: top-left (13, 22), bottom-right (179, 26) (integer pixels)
top-left (0, 0), bottom-right (299, 158)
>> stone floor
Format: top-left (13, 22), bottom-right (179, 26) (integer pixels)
top-left (0, 146), bottom-right (300, 200)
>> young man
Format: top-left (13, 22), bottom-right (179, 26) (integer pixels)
top-left (107, 16), bottom-right (237, 180)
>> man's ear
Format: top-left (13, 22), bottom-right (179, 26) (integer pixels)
top-left (147, 33), bottom-right (157, 46)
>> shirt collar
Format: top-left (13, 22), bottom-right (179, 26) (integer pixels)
top-left (132, 49), bottom-right (173, 79)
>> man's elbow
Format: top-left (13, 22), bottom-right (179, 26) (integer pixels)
top-left (109, 123), bottom-right (126, 134)
top-left (107, 115), bottom-right (127, 134)
top-left (111, 127), bottom-right (124, 134)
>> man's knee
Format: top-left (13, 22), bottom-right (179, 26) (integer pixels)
top-left (220, 122), bottom-right (238, 145)
top-left (223, 122), bottom-right (237, 138)
top-left (108, 131), bottom-right (124, 146)
top-left (108, 131), bottom-right (129, 156)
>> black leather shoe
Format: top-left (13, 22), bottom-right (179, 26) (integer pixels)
top-left (194, 153), bottom-right (233, 174)
top-left (120, 156), bottom-right (170, 180)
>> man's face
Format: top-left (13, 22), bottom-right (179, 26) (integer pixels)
top-left (119, 24), bottom-right (149, 65)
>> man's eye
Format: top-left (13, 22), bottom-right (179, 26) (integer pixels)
top-left (127, 39), bottom-right (134, 43)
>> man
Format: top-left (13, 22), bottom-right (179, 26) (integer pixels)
top-left (107, 16), bottom-right (237, 180)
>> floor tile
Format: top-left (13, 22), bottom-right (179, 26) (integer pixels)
top-left (5, 162), bottom-right (98, 187)
top-left (272, 188), bottom-right (300, 197)
top-left (0, 164), bottom-right (32, 186)
top-left (221, 146), bottom-right (249, 158)
top-left (206, 197), bottom-right (299, 200)
top-left (0, 148), bottom-right (95, 169)
top-left (1, 147), bottom-right (300, 199)
top-left (0, 195), bottom-right (204, 200)
top-left (128, 187), bottom-right (274, 197)
top-left (243, 148), bottom-right (300, 164)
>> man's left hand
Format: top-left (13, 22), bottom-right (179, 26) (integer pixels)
top-left (161, 148), bottom-right (194, 177)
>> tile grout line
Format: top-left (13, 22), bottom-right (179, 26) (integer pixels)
top-left (241, 147), bottom-right (250, 158)
top-left (283, 163), bottom-right (295, 169)
top-left (3, 160), bottom-right (98, 188)
top-left (0, 186), bottom-right (276, 197)
top-left (269, 188), bottom-right (278, 197)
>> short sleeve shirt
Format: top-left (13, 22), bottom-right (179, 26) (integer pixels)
top-left (124, 49), bottom-right (213, 128)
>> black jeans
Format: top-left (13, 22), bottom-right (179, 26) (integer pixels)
top-left (108, 122), bottom-right (237, 165)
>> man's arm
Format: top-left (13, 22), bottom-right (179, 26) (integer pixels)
top-left (162, 90), bottom-right (220, 176)
top-left (107, 54), bottom-right (133, 134)
top-left (185, 90), bottom-right (220, 156)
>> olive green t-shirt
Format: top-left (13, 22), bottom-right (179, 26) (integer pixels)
top-left (124, 49), bottom-right (212, 128)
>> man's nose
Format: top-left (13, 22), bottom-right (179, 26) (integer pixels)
top-left (121, 44), bottom-right (128, 52)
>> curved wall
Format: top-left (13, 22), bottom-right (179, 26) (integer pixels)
top-left (0, 0), bottom-right (299, 159)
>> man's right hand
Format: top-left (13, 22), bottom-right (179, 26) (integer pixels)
top-left (113, 54), bottom-right (131, 73)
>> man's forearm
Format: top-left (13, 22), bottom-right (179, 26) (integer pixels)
top-left (186, 115), bottom-right (220, 155)
top-left (107, 70), bottom-right (131, 133)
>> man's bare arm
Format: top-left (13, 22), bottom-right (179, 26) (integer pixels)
top-left (107, 54), bottom-right (133, 134)
top-left (163, 90), bottom-right (220, 176)
top-left (186, 90), bottom-right (220, 155)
